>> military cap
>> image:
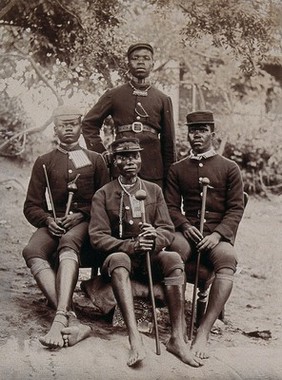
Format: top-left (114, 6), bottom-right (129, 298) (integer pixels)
top-left (127, 42), bottom-right (154, 58)
top-left (186, 111), bottom-right (214, 127)
top-left (110, 137), bottom-right (143, 154)
top-left (52, 105), bottom-right (82, 121)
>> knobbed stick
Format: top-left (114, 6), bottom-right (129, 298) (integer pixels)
top-left (135, 189), bottom-right (161, 355)
top-left (189, 177), bottom-right (210, 341)
top-left (43, 164), bottom-right (57, 223)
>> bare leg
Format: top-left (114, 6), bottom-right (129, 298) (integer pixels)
top-left (28, 258), bottom-right (57, 309)
top-left (111, 267), bottom-right (146, 367)
top-left (39, 251), bottom-right (79, 349)
top-left (165, 269), bottom-right (203, 367)
top-left (191, 269), bottom-right (234, 359)
top-left (61, 312), bottom-right (92, 347)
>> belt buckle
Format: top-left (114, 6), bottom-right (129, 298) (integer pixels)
top-left (132, 122), bottom-right (143, 133)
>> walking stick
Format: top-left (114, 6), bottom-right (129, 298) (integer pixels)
top-left (65, 174), bottom-right (80, 216)
top-left (43, 164), bottom-right (57, 223)
top-left (135, 189), bottom-right (161, 355)
top-left (189, 177), bottom-right (210, 341)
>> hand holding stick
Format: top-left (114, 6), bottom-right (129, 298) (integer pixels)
top-left (43, 164), bottom-right (57, 223)
top-left (65, 174), bottom-right (80, 216)
top-left (189, 177), bottom-right (210, 341)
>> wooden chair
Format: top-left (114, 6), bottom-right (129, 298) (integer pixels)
top-left (186, 191), bottom-right (249, 328)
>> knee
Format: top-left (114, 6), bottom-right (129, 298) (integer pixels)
top-left (22, 245), bottom-right (32, 264)
top-left (107, 252), bottom-right (131, 277)
top-left (58, 248), bottom-right (79, 264)
top-left (211, 242), bottom-right (237, 273)
top-left (215, 268), bottom-right (234, 282)
top-left (27, 257), bottom-right (52, 277)
top-left (158, 250), bottom-right (185, 285)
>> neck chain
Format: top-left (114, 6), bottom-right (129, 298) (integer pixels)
top-left (118, 176), bottom-right (142, 238)
top-left (129, 81), bottom-right (151, 97)
top-left (118, 176), bottom-right (139, 196)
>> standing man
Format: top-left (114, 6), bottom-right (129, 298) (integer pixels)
top-left (165, 111), bottom-right (244, 359)
top-left (82, 42), bottom-right (176, 188)
top-left (88, 137), bottom-right (202, 368)
top-left (22, 105), bottom-right (109, 349)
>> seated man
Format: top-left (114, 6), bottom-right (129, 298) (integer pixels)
top-left (88, 137), bottom-right (202, 368)
top-left (22, 105), bottom-right (109, 349)
top-left (165, 111), bottom-right (244, 359)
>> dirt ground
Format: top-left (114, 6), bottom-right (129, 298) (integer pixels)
top-left (1, 157), bottom-right (282, 380)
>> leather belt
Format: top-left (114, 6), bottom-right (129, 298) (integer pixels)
top-left (116, 122), bottom-right (158, 134)
top-left (187, 211), bottom-right (224, 219)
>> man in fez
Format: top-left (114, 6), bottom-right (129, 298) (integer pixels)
top-left (166, 111), bottom-right (244, 359)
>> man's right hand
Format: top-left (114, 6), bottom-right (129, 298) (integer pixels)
top-left (182, 225), bottom-right (203, 245)
top-left (46, 217), bottom-right (66, 237)
top-left (134, 235), bottom-right (155, 253)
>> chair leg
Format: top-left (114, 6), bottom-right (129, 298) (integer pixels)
top-left (196, 285), bottom-right (208, 327)
top-left (90, 266), bottom-right (98, 279)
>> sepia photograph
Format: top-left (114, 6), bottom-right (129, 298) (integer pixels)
top-left (1, 0), bottom-right (282, 379)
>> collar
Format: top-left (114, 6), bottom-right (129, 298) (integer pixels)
top-left (189, 148), bottom-right (217, 160)
top-left (57, 144), bottom-right (81, 154)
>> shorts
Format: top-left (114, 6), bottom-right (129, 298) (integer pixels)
top-left (101, 250), bottom-right (184, 284)
top-left (22, 221), bottom-right (89, 265)
top-left (170, 231), bottom-right (238, 273)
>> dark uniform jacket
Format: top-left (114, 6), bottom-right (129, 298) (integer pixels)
top-left (24, 144), bottom-right (109, 228)
top-left (88, 179), bottom-right (175, 256)
top-left (165, 154), bottom-right (244, 245)
top-left (82, 82), bottom-right (176, 183)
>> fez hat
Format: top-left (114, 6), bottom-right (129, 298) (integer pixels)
top-left (127, 42), bottom-right (154, 58)
top-left (52, 105), bottom-right (82, 121)
top-left (111, 137), bottom-right (143, 155)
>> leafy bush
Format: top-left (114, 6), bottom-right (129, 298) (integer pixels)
top-left (223, 141), bottom-right (282, 195)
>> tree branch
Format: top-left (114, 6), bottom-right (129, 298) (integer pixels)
top-left (0, 0), bottom-right (17, 19)
top-left (0, 116), bottom-right (53, 154)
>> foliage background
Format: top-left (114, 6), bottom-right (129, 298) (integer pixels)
top-left (0, 0), bottom-right (282, 195)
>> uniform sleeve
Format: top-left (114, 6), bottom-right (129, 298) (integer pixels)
top-left (82, 90), bottom-right (112, 153)
top-left (165, 164), bottom-right (190, 229)
top-left (23, 157), bottom-right (51, 228)
top-left (88, 189), bottom-right (136, 255)
top-left (160, 96), bottom-right (176, 182)
top-left (213, 162), bottom-right (244, 243)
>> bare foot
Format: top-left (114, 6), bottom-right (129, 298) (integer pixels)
top-left (127, 335), bottom-right (146, 367)
top-left (191, 331), bottom-right (210, 359)
top-left (61, 324), bottom-right (91, 347)
top-left (166, 337), bottom-right (203, 367)
top-left (61, 313), bottom-right (91, 347)
top-left (39, 312), bottom-right (68, 349)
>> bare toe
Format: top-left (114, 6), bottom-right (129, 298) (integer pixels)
top-left (39, 311), bottom-right (68, 349)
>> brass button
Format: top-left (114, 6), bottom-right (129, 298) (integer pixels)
top-left (125, 206), bottom-right (130, 210)
top-left (68, 169), bottom-right (73, 174)
top-left (129, 220), bottom-right (134, 225)
top-left (199, 163), bottom-right (203, 167)
top-left (136, 116), bottom-right (141, 120)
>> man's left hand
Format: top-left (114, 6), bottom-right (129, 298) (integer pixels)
top-left (59, 212), bottom-right (84, 231)
top-left (139, 222), bottom-right (157, 240)
top-left (196, 232), bottom-right (221, 252)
